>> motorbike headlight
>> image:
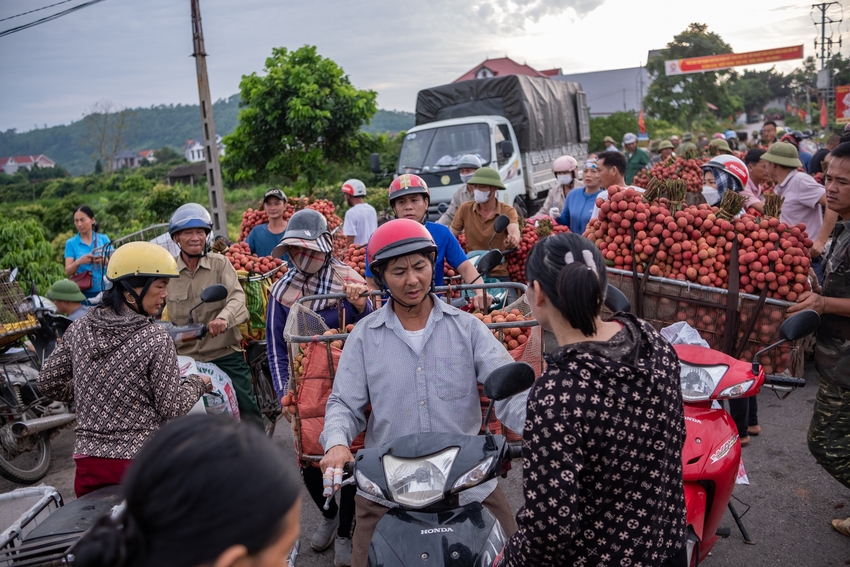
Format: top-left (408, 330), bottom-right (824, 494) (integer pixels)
top-left (679, 363), bottom-right (729, 402)
top-left (451, 456), bottom-right (494, 494)
top-left (354, 469), bottom-right (385, 500)
top-left (382, 448), bottom-right (459, 508)
top-left (718, 379), bottom-right (754, 399)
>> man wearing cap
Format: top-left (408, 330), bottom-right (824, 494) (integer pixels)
top-left (46, 279), bottom-right (89, 321)
top-left (622, 133), bottom-right (649, 185)
top-left (246, 188), bottom-right (289, 258)
top-left (437, 154), bottom-right (481, 226)
top-left (708, 138), bottom-right (733, 156)
top-left (670, 135), bottom-right (680, 151)
top-left (651, 140), bottom-right (675, 165)
top-left (763, 142), bottom-right (838, 275)
top-left (602, 136), bottom-right (620, 153)
top-left (678, 132), bottom-right (698, 155)
top-left (341, 179), bottom-right (378, 246)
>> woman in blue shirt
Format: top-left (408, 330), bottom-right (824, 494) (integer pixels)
top-left (557, 158), bottom-right (604, 235)
top-left (64, 206), bottom-right (111, 300)
top-left (364, 174), bottom-right (489, 311)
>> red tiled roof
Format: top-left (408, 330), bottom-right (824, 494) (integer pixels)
top-left (455, 57), bottom-right (550, 82)
top-left (138, 150), bottom-right (154, 158)
top-left (0, 157), bottom-right (11, 166)
top-left (12, 155), bottom-right (35, 164)
top-left (540, 68), bottom-right (561, 77)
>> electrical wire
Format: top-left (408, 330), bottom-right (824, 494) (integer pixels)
top-left (0, 0), bottom-right (107, 38)
top-left (0, 0), bottom-right (77, 23)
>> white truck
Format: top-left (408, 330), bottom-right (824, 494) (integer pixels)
top-left (374, 75), bottom-right (591, 218)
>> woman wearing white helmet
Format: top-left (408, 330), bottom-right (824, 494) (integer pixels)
top-left (539, 155), bottom-right (578, 217)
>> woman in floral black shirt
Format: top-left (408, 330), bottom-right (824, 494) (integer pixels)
top-left (497, 233), bottom-right (687, 567)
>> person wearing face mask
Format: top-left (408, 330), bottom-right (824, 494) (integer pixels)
top-left (165, 204), bottom-right (264, 429)
top-left (265, 208), bottom-right (371, 566)
top-left (540, 155), bottom-right (577, 217)
top-left (700, 155), bottom-right (747, 207)
top-left (436, 154), bottom-right (482, 226)
top-left (557, 158), bottom-right (605, 234)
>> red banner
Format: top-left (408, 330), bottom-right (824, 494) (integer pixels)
top-left (821, 99), bottom-right (829, 129)
top-left (665, 45), bottom-right (803, 76)
top-left (836, 85), bottom-right (850, 125)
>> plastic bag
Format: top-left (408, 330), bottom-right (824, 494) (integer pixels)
top-left (660, 321), bottom-right (710, 348)
top-left (177, 356), bottom-right (241, 421)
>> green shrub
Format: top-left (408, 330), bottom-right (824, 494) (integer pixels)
top-left (0, 218), bottom-right (65, 294)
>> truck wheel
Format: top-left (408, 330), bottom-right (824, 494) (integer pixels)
top-left (513, 196), bottom-right (528, 219)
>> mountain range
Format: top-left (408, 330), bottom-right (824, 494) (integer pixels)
top-left (0, 96), bottom-right (414, 175)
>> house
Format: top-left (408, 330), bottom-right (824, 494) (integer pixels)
top-left (167, 162), bottom-right (206, 186)
top-left (454, 56), bottom-right (559, 82)
top-left (184, 134), bottom-right (225, 163)
top-left (113, 150), bottom-right (140, 170)
top-left (138, 150), bottom-right (156, 164)
top-left (0, 154), bottom-right (56, 175)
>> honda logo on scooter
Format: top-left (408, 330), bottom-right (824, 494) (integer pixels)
top-left (421, 528), bottom-right (454, 535)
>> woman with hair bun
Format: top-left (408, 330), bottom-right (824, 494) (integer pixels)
top-left (496, 232), bottom-right (688, 567)
top-left (74, 414), bottom-right (301, 567)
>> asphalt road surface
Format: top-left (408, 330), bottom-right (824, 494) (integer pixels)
top-left (0, 355), bottom-right (848, 566)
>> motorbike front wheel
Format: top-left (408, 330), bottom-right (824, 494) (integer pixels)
top-left (0, 413), bottom-right (51, 484)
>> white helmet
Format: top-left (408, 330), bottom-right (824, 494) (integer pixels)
top-left (552, 155), bottom-right (577, 174)
top-left (623, 133), bottom-right (638, 145)
top-left (457, 154), bottom-right (482, 170)
top-left (341, 179), bottom-right (367, 197)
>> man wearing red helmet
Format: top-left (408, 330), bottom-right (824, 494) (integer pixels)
top-left (341, 179), bottom-right (377, 246)
top-left (365, 174), bottom-right (490, 311)
top-left (319, 219), bottom-right (527, 567)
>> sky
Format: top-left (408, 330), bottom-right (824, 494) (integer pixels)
top-left (1, 0), bottom-right (847, 133)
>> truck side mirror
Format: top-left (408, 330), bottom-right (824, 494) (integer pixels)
top-left (370, 153), bottom-right (381, 174)
top-left (500, 140), bottom-right (514, 158)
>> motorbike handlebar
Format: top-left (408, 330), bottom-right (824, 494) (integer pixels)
top-left (508, 442), bottom-right (522, 461)
top-left (764, 374), bottom-right (806, 388)
top-left (344, 461), bottom-right (354, 475)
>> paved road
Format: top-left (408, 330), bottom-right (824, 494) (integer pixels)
top-left (0, 355), bottom-right (848, 566)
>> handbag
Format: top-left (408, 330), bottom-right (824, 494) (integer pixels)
top-left (70, 270), bottom-right (93, 291)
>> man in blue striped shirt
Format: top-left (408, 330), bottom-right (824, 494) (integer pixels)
top-left (320, 219), bottom-right (527, 567)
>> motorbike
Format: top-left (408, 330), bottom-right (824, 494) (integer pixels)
top-left (675, 311), bottom-right (819, 566)
top-left (157, 284), bottom-right (282, 436)
top-left (0, 270), bottom-right (75, 485)
top-left (338, 361), bottom-right (535, 567)
top-left (463, 214), bottom-right (516, 311)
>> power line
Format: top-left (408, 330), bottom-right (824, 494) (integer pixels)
top-left (0, 0), bottom-right (107, 38)
top-left (0, 0), bottom-right (78, 23)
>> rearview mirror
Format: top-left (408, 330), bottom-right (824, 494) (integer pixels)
top-left (370, 153), bottom-right (381, 174)
top-left (604, 285), bottom-right (631, 314)
top-left (200, 284), bottom-right (228, 303)
top-left (493, 214), bottom-right (510, 234)
top-left (779, 310), bottom-right (820, 342)
top-left (476, 250), bottom-right (504, 277)
top-left (500, 140), bottom-right (514, 158)
top-left (483, 362), bottom-right (535, 401)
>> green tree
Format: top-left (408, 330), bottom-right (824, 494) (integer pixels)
top-left (588, 112), bottom-right (674, 152)
top-left (154, 146), bottom-right (182, 164)
top-left (644, 24), bottom-right (741, 128)
top-left (223, 45), bottom-right (378, 191)
top-left (94, 160), bottom-right (103, 174)
top-left (729, 70), bottom-right (775, 118)
top-left (145, 183), bottom-right (189, 223)
top-left (0, 218), bottom-right (65, 293)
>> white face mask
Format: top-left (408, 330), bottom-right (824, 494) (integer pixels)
top-left (556, 173), bottom-right (573, 185)
top-left (460, 173), bottom-right (475, 183)
top-left (473, 189), bottom-right (491, 203)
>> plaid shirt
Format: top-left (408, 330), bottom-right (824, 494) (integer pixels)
top-left (320, 296), bottom-right (527, 506)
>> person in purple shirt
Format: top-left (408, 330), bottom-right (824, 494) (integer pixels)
top-left (265, 209), bottom-right (371, 567)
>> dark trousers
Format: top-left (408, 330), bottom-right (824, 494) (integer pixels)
top-left (302, 465), bottom-right (356, 538)
top-left (808, 380), bottom-right (850, 490)
top-left (209, 351), bottom-right (264, 430)
top-left (728, 396), bottom-right (758, 438)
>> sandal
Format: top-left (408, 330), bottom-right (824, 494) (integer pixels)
top-left (832, 518), bottom-right (850, 537)
top-left (739, 435), bottom-right (751, 447)
top-left (747, 425), bottom-right (761, 436)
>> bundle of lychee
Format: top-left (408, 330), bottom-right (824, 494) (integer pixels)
top-left (505, 217), bottom-right (570, 284)
top-left (224, 241), bottom-right (287, 281)
top-left (632, 156), bottom-right (707, 193)
top-left (342, 244), bottom-right (368, 278)
top-left (239, 208), bottom-right (269, 241)
top-left (582, 184), bottom-right (812, 302)
top-left (472, 309), bottom-right (533, 353)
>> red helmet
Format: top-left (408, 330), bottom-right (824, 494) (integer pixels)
top-left (388, 174), bottom-right (430, 205)
top-left (701, 155), bottom-right (749, 189)
top-left (367, 219), bottom-right (437, 285)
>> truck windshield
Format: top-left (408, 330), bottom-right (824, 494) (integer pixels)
top-left (398, 123), bottom-right (491, 174)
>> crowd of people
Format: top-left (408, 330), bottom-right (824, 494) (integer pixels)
top-left (22, 123), bottom-right (850, 566)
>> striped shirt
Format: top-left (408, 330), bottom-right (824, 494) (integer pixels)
top-left (320, 296), bottom-right (528, 506)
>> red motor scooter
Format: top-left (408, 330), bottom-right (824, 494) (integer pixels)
top-left (674, 310), bottom-right (820, 565)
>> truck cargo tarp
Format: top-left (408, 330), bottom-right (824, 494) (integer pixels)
top-left (415, 75), bottom-right (581, 153)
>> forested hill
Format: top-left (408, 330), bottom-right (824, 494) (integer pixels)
top-left (0, 98), bottom-right (414, 175)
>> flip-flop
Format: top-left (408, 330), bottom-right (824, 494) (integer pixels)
top-left (832, 518), bottom-right (850, 537)
top-left (747, 425), bottom-right (761, 436)
top-left (739, 435), bottom-right (751, 447)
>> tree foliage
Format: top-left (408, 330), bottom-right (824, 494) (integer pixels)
top-left (644, 24), bottom-right (740, 128)
top-left (0, 218), bottom-right (64, 292)
top-left (729, 69), bottom-right (788, 117)
top-left (223, 45), bottom-right (378, 191)
top-left (588, 112), bottom-right (673, 152)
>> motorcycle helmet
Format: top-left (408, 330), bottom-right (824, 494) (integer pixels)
top-left (457, 154), bottom-right (482, 170)
top-left (702, 155), bottom-right (749, 191)
top-left (341, 179), bottom-right (367, 197)
top-left (725, 130), bottom-right (737, 140)
top-left (388, 174), bottom-right (431, 205)
top-left (168, 203), bottom-right (213, 239)
top-left (552, 155), bottom-right (578, 174)
top-left (367, 219), bottom-right (437, 289)
top-left (272, 209), bottom-right (332, 258)
top-left (106, 242), bottom-right (180, 316)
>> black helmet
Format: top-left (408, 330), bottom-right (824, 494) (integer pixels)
top-left (802, 129), bottom-right (813, 138)
top-left (271, 209), bottom-right (331, 259)
top-left (790, 131), bottom-right (804, 142)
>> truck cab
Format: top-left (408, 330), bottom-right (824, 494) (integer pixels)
top-left (396, 116), bottom-right (526, 219)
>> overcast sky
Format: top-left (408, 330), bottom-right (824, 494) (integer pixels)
top-left (1, 0), bottom-right (846, 133)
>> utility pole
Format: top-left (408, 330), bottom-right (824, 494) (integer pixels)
top-left (190, 0), bottom-right (227, 238)
top-left (812, 2), bottom-right (843, 112)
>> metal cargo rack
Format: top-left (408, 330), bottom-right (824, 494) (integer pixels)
top-left (0, 486), bottom-right (66, 566)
